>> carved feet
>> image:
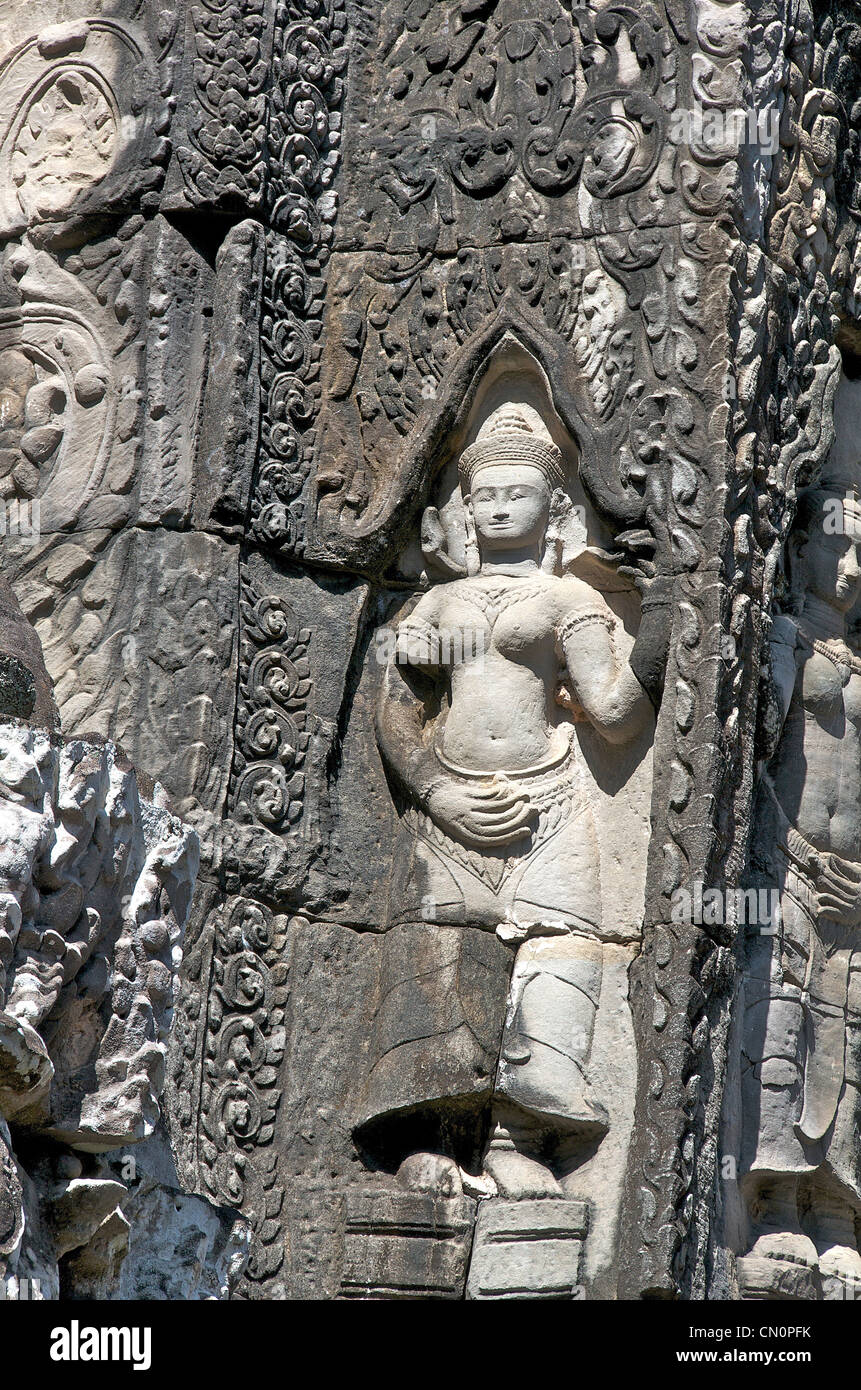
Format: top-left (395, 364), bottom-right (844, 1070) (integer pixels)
top-left (738, 1173), bottom-right (861, 1300)
top-left (481, 1108), bottom-right (562, 1198)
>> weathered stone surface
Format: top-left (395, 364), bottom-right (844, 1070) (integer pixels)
top-left (95, 1131), bottom-right (249, 1301)
top-left (0, 577), bottom-right (231, 1300)
top-left (0, 571), bottom-right (56, 729)
top-left (341, 1188), bottom-right (475, 1300)
top-left (3, 0), bottom-right (861, 1311)
top-left (729, 384), bottom-right (861, 1300)
top-left (0, 6), bottom-right (173, 237)
top-left (466, 1198), bottom-right (589, 1301)
top-left (193, 220), bottom-right (264, 534)
top-left (36, 526), bottom-right (239, 842)
top-left (110, 1175), bottom-right (247, 1301)
top-left (0, 711), bottom-right (202, 1294)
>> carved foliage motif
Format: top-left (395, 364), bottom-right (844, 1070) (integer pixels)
top-left (344, 0), bottom-right (668, 240)
top-left (307, 0), bottom-right (747, 571)
top-left (178, 0), bottom-right (270, 207)
top-left (625, 0), bottom-right (861, 1300)
top-left (230, 0), bottom-right (770, 1299)
top-left (249, 2), bottom-right (348, 554)
top-left (174, 0), bottom-right (860, 1303)
top-left (599, 0), bottom-right (753, 1298)
top-left (252, 232), bottom-right (328, 555)
top-left (4, 0), bottom-right (859, 1308)
top-left (230, 568), bottom-right (312, 835)
top-left (175, 0), bottom-right (348, 225)
top-left (196, 898), bottom-right (289, 1286)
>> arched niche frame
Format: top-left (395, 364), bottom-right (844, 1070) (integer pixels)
top-left (310, 312), bottom-right (663, 580)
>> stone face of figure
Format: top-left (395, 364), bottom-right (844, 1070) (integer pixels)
top-left (740, 484), bottom-right (861, 1299)
top-left (800, 516), bottom-right (861, 614)
top-left (467, 463), bottom-right (552, 554)
top-left (366, 402), bottom-right (653, 1196)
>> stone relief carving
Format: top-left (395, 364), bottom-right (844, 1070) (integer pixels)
top-left (190, 895), bottom-right (289, 1288)
top-left (0, 12), bottom-right (173, 237)
top-left (356, 397), bottom-right (656, 1292)
top-left (736, 425), bottom-right (861, 1301)
top-left (0, 573), bottom-right (244, 1299)
top-left (376, 406), bottom-right (648, 926)
top-left (230, 570), bottom-right (312, 837)
top-left (248, 3), bottom-right (348, 554)
top-left (3, 0), bottom-right (861, 1315)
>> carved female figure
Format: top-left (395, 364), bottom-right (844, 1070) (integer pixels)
top-left (740, 481), bottom-right (861, 1296)
top-left (365, 403), bottom-right (654, 1193)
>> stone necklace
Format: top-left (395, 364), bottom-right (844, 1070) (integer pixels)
top-left (458, 576), bottom-right (550, 633)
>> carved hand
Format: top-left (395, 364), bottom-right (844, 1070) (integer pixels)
top-left (626, 571), bottom-right (674, 710)
top-left (816, 853), bottom-right (861, 928)
top-left (424, 775), bottom-right (537, 848)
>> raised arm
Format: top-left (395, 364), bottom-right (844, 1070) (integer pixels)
top-left (768, 614), bottom-right (802, 732)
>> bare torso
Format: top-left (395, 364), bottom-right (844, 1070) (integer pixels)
top-left (407, 572), bottom-right (603, 772)
top-left (773, 645), bottom-right (861, 861)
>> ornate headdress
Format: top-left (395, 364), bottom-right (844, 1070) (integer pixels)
top-left (796, 469), bottom-right (861, 542)
top-left (458, 403), bottom-right (565, 494)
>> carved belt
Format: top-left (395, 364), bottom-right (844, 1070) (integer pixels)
top-left (408, 728), bottom-right (587, 893)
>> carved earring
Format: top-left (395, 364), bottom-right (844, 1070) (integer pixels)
top-left (463, 496), bottom-right (481, 576)
top-left (542, 489), bottom-right (583, 576)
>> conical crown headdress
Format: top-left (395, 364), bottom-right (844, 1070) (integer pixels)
top-left (458, 403), bottom-right (564, 494)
